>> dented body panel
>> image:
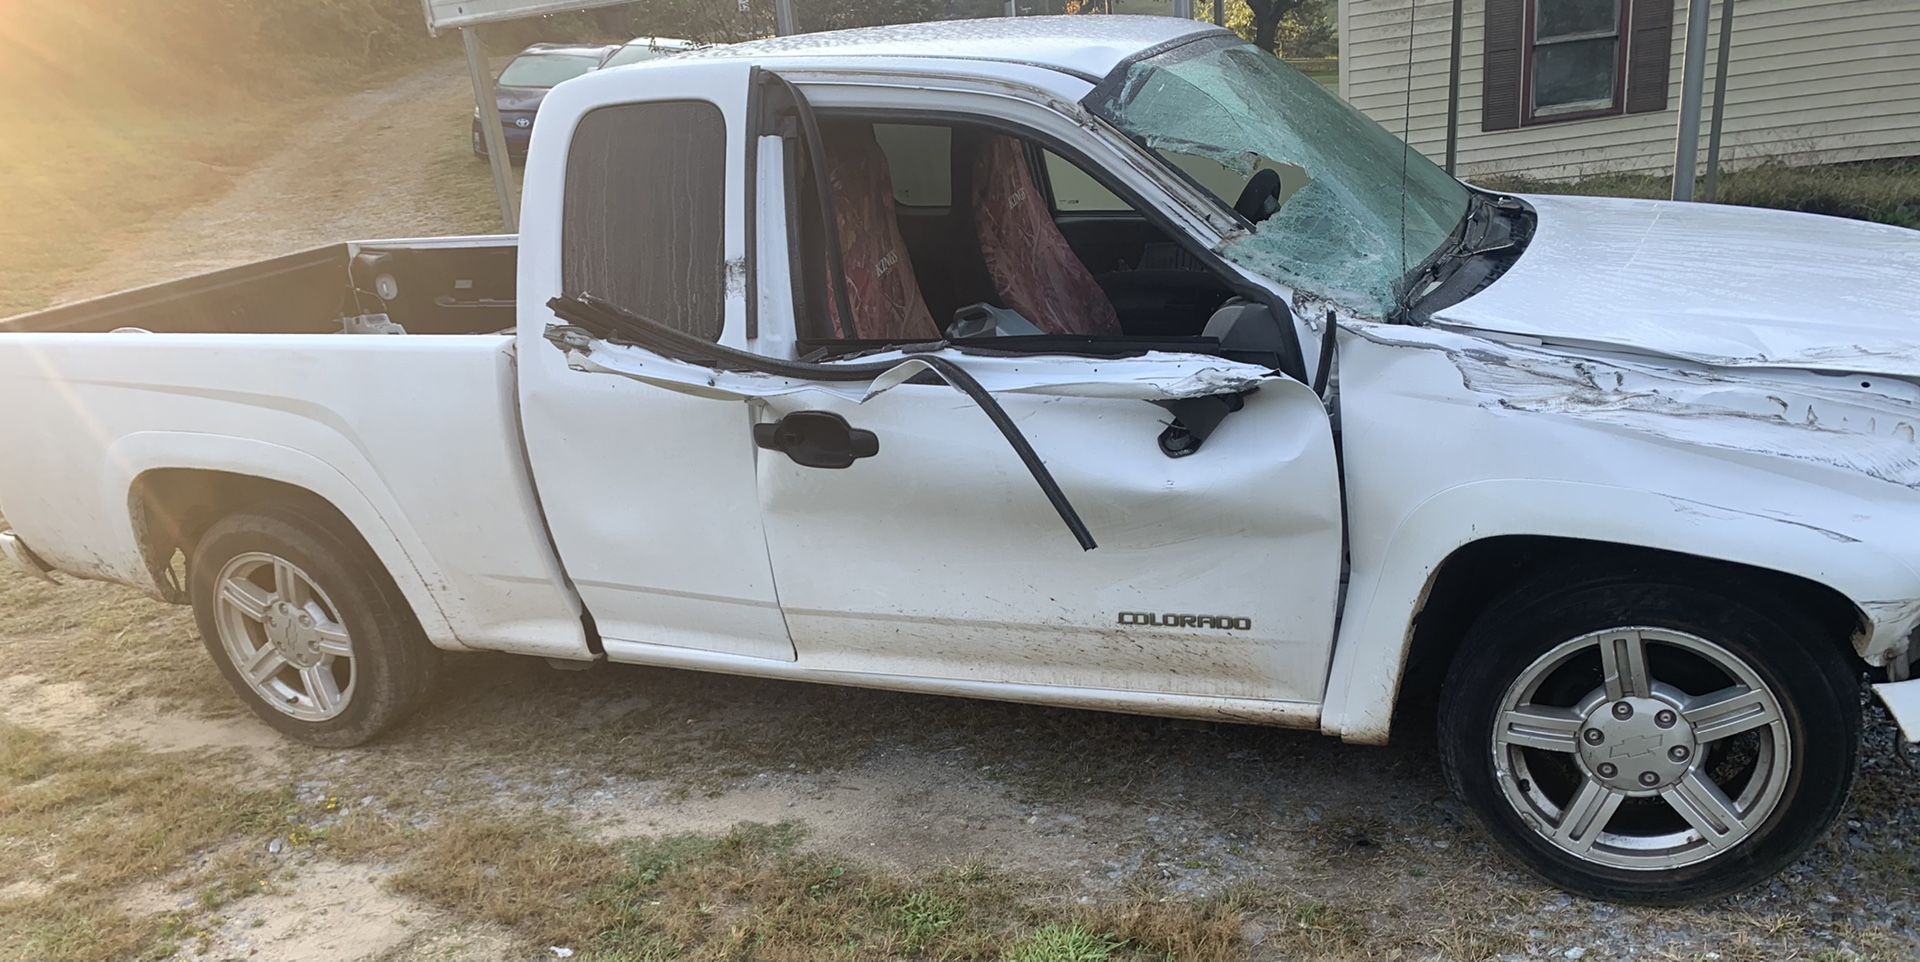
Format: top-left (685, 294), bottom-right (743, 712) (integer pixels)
top-left (1435, 194), bottom-right (1920, 376)
top-left (1322, 319), bottom-right (1920, 743)
top-left (555, 335), bottom-right (1286, 403)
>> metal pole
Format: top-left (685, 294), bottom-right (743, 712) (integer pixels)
top-left (1443, 0), bottom-right (1464, 174)
top-left (1701, 0), bottom-right (1736, 201)
top-left (1671, 0), bottom-right (1713, 201)
top-left (1173, 0), bottom-right (1195, 18)
top-left (1213, 0), bottom-right (1225, 25)
top-left (463, 27), bottom-right (518, 231)
top-left (1005, 0), bottom-right (1017, 14)
top-left (775, 0), bottom-right (799, 35)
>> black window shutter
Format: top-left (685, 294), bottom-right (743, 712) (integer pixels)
top-left (1625, 0), bottom-right (1676, 114)
top-left (1482, 0), bottom-right (1525, 131)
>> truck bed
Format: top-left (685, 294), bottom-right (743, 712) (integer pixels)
top-left (0, 236), bottom-right (517, 336)
top-left (0, 231), bottom-right (588, 662)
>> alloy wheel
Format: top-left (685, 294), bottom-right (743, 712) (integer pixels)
top-left (1491, 626), bottom-right (1790, 870)
top-left (212, 552), bottom-right (356, 722)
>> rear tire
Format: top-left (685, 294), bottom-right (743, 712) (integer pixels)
top-left (190, 506), bottom-right (439, 747)
top-left (1437, 569), bottom-right (1858, 904)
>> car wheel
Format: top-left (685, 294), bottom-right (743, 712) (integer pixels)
top-left (189, 505), bottom-right (439, 747)
top-left (472, 126), bottom-right (487, 158)
top-left (1437, 572), bottom-right (1858, 904)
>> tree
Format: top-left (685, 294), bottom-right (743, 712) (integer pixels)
top-left (623, 0), bottom-right (774, 42)
top-left (1214, 0), bottom-right (1336, 57)
top-left (619, 0), bottom-right (1003, 41)
top-left (1242, 0), bottom-right (1304, 53)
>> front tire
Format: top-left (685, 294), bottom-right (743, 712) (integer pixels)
top-left (190, 506), bottom-right (439, 747)
top-left (1438, 572), bottom-right (1858, 904)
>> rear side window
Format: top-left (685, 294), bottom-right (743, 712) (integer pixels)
top-left (873, 123), bottom-right (952, 207)
top-left (563, 101), bottom-right (725, 342)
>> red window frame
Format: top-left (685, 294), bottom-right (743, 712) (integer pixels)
top-left (1520, 0), bottom-right (1633, 126)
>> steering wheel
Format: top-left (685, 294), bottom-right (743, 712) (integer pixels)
top-left (1233, 168), bottom-right (1284, 224)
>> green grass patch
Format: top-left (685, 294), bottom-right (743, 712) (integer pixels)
top-left (1005, 923), bottom-right (1121, 961)
top-left (1478, 158), bottom-right (1920, 229)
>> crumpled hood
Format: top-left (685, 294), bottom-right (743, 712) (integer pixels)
top-left (1433, 194), bottom-right (1920, 377)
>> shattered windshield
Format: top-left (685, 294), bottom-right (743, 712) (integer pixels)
top-left (1089, 37), bottom-right (1469, 317)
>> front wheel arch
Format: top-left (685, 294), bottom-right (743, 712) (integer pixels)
top-left (1391, 537), bottom-right (1865, 739)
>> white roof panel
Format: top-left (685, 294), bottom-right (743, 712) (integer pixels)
top-left (685, 15), bottom-right (1227, 81)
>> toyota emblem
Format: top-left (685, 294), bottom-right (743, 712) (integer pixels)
top-left (514, 117), bottom-right (531, 128)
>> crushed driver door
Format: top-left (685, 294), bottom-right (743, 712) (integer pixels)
top-left (753, 363), bottom-right (1344, 703)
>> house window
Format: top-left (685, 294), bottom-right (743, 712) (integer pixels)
top-left (1482, 0), bottom-right (1670, 132)
top-left (1527, 0), bottom-right (1628, 121)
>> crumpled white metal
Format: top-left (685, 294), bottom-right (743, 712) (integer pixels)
top-left (1875, 679), bottom-right (1920, 743)
top-left (558, 337), bottom-right (1286, 404)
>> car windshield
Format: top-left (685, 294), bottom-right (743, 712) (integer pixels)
top-left (1089, 37), bottom-right (1470, 317)
top-left (497, 54), bottom-right (598, 89)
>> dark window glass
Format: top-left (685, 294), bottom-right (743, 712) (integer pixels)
top-left (873, 124), bottom-right (952, 207)
top-left (1535, 37), bottom-right (1618, 109)
top-left (1537, 0), bottom-right (1620, 38)
top-left (563, 101), bottom-right (726, 342)
top-left (1530, 0), bottom-right (1622, 116)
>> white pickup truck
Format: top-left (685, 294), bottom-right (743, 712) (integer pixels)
top-left (3, 17), bottom-right (1916, 903)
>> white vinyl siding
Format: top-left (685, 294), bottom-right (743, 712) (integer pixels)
top-left (1339, 0), bottom-right (1920, 179)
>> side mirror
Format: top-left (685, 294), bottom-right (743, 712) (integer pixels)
top-left (1202, 299), bottom-right (1293, 368)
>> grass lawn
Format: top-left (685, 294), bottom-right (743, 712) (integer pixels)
top-left (1477, 158), bottom-right (1920, 229)
top-left (1287, 57), bottom-right (1340, 92)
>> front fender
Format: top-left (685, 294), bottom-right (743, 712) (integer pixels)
top-left (1320, 478), bottom-right (1920, 745)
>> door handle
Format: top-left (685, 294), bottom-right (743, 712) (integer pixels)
top-left (753, 411), bottom-right (879, 469)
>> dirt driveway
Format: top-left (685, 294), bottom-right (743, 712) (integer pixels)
top-left (3, 61), bottom-right (1917, 962)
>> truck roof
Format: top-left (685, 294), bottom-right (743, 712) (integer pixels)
top-left (684, 14), bottom-right (1227, 82)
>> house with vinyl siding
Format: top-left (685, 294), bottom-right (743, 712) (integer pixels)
top-left (1337, 0), bottom-right (1920, 180)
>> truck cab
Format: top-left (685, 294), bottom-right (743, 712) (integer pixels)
top-left (516, 26), bottom-right (1346, 717)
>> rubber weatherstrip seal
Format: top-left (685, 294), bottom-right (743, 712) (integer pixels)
top-left (767, 72), bottom-right (857, 338)
top-left (547, 294), bottom-right (1097, 551)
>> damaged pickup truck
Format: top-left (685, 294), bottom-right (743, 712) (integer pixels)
top-left (2, 17), bottom-right (1916, 904)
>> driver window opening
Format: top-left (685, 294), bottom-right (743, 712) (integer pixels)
top-left (791, 118), bottom-right (1263, 358)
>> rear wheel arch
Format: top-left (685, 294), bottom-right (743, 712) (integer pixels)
top-left (126, 469), bottom-right (457, 647)
top-left (1391, 536), bottom-right (1866, 738)
top-left (132, 470), bottom-right (343, 601)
